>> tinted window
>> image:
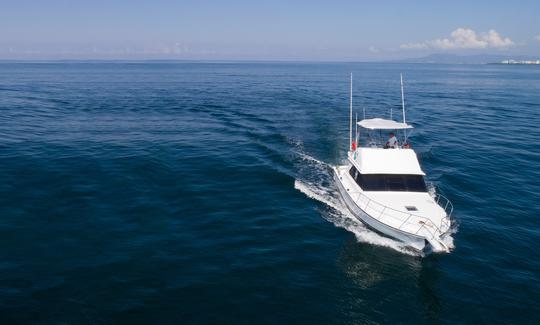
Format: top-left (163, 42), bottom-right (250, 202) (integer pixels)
top-left (349, 171), bottom-right (427, 192)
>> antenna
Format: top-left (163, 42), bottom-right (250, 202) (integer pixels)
top-left (363, 106), bottom-right (366, 120)
top-left (355, 112), bottom-right (358, 146)
top-left (401, 73), bottom-right (409, 144)
top-left (400, 73), bottom-right (406, 123)
top-left (349, 73), bottom-right (353, 151)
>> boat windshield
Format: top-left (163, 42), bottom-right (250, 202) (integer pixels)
top-left (349, 167), bottom-right (427, 192)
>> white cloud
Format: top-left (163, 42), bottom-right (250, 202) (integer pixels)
top-left (432, 28), bottom-right (488, 49)
top-left (536, 34), bottom-right (540, 42)
top-left (401, 28), bottom-right (514, 50)
top-left (481, 29), bottom-right (514, 48)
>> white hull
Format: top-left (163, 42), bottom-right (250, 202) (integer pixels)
top-left (334, 167), bottom-right (439, 252)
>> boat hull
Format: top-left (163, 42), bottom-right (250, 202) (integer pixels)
top-left (333, 167), bottom-right (427, 251)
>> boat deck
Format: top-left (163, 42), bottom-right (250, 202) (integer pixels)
top-left (335, 165), bottom-right (451, 239)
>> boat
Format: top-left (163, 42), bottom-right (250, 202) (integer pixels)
top-left (333, 74), bottom-right (454, 253)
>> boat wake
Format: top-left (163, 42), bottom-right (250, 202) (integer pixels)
top-left (293, 150), bottom-right (423, 256)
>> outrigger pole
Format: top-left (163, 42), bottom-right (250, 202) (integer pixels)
top-left (400, 73), bottom-right (408, 143)
top-left (400, 73), bottom-right (406, 123)
top-left (355, 112), bottom-right (358, 145)
top-left (349, 73), bottom-right (353, 151)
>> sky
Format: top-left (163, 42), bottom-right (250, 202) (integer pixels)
top-left (1, 0), bottom-right (539, 60)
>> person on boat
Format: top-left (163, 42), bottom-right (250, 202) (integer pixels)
top-left (384, 132), bottom-right (398, 149)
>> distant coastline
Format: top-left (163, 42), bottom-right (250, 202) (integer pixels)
top-left (493, 59), bottom-right (540, 65)
top-left (390, 53), bottom-right (540, 65)
top-left (1, 56), bottom-right (540, 65)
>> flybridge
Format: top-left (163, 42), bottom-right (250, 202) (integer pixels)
top-left (347, 73), bottom-right (421, 174)
top-left (348, 73), bottom-right (412, 151)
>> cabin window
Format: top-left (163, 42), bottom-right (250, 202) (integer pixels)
top-left (353, 173), bottom-right (427, 192)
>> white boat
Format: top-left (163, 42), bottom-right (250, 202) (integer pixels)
top-left (334, 74), bottom-right (454, 253)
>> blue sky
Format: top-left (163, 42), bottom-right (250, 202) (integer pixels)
top-left (1, 0), bottom-right (539, 60)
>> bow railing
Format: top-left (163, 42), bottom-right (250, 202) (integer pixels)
top-left (347, 190), bottom-right (452, 241)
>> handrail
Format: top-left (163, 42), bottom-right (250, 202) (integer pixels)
top-left (426, 182), bottom-right (453, 230)
top-left (435, 193), bottom-right (453, 217)
top-left (347, 189), bottom-right (452, 241)
top-left (434, 193), bottom-right (453, 230)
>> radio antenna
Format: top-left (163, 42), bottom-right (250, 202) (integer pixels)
top-left (400, 73), bottom-right (406, 123)
top-left (349, 73), bottom-right (353, 151)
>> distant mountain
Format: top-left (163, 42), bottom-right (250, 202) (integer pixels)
top-left (390, 53), bottom-right (539, 64)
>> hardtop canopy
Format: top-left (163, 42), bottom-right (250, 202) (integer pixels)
top-left (357, 118), bottom-right (413, 130)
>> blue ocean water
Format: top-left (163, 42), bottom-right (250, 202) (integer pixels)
top-left (0, 62), bottom-right (539, 323)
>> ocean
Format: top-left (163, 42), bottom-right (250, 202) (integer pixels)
top-left (0, 62), bottom-right (539, 323)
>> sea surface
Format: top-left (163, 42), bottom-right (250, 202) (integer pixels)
top-left (0, 62), bottom-right (539, 323)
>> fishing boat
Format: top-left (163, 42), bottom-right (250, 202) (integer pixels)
top-left (333, 74), bottom-right (454, 253)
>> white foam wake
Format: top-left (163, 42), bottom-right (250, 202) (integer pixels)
top-left (294, 151), bottom-right (328, 166)
top-left (294, 179), bottom-right (418, 255)
top-left (291, 149), bottom-right (421, 256)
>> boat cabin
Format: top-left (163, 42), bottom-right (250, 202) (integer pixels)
top-left (349, 118), bottom-right (428, 193)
